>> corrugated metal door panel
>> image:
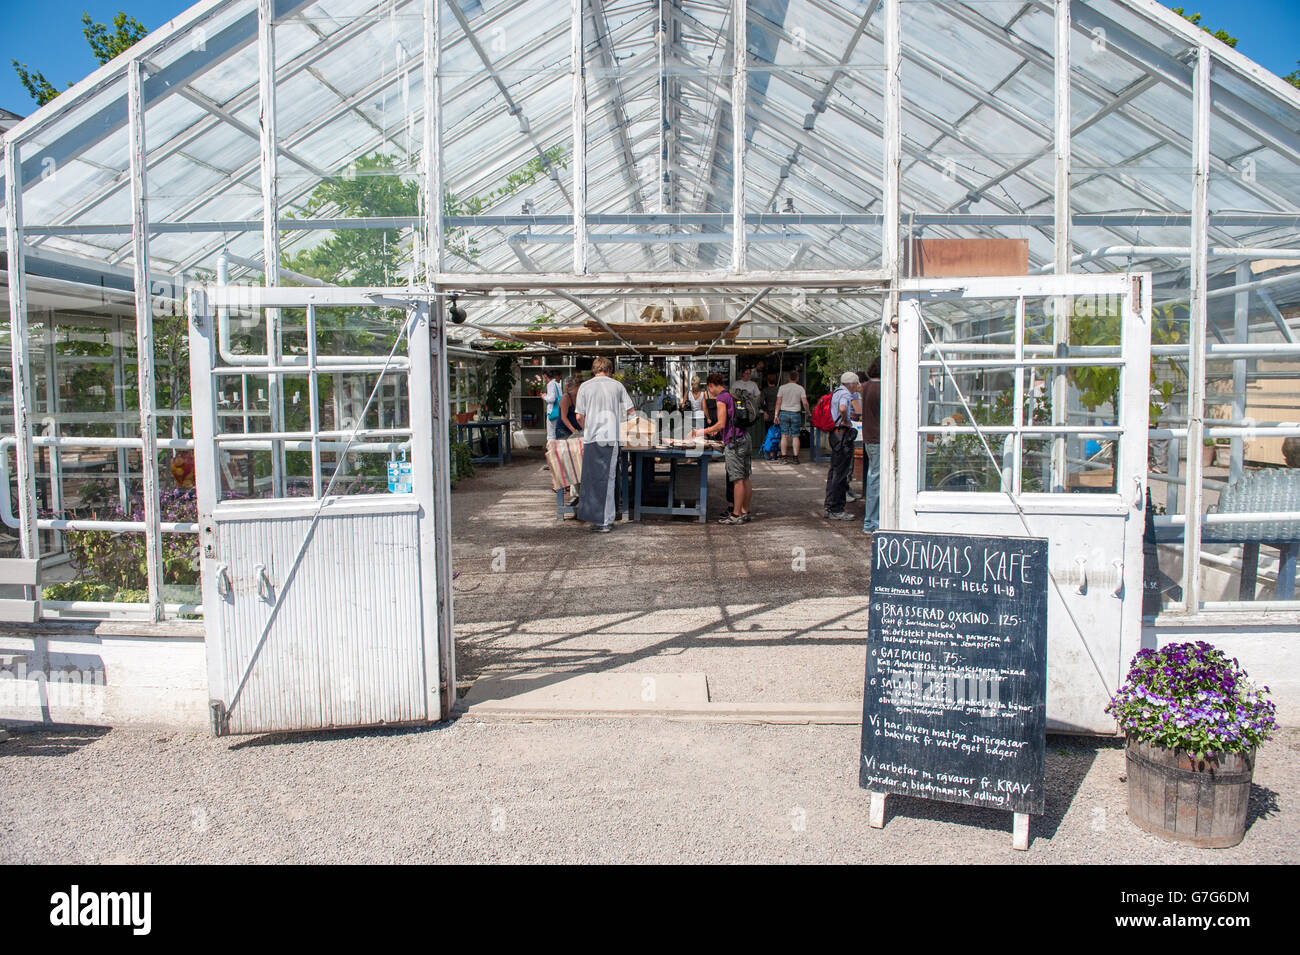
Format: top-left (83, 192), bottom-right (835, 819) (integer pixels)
top-left (216, 508), bottom-right (426, 735)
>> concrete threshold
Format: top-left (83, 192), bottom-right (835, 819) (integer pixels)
top-left (456, 671), bottom-right (860, 724)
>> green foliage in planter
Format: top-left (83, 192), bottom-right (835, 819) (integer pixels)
top-left (48, 490), bottom-right (200, 597)
top-left (42, 581), bottom-right (148, 604)
top-left (484, 356), bottom-right (516, 418)
top-left (1106, 641), bottom-right (1277, 759)
top-left (924, 390), bottom-right (1052, 492)
top-left (449, 440), bottom-right (475, 487)
top-left (615, 366), bottom-right (669, 396)
top-left (1027, 301), bottom-right (1186, 424)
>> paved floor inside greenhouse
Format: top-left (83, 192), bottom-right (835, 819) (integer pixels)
top-left (450, 446), bottom-right (875, 709)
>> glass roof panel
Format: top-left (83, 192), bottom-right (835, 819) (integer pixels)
top-left (1, 0), bottom-right (1296, 300)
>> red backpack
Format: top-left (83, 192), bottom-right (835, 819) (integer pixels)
top-left (811, 393), bottom-right (836, 432)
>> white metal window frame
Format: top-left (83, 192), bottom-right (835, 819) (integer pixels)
top-left (898, 273), bottom-right (1146, 517)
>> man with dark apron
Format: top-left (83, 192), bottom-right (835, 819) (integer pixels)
top-left (575, 357), bottom-right (635, 532)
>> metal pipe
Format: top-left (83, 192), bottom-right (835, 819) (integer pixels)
top-left (731, 0), bottom-right (747, 273)
top-left (128, 58), bottom-right (165, 622)
top-left (786, 319), bottom-right (880, 349)
top-left (1054, 0), bottom-right (1071, 275)
top-left (1181, 46), bottom-right (1212, 614)
top-left (42, 601), bottom-right (203, 616)
top-left (506, 232), bottom-right (815, 245)
top-left (223, 251), bottom-right (333, 288)
top-left (423, 0), bottom-right (443, 277)
top-left (571, 0), bottom-right (587, 274)
top-left (1031, 245), bottom-right (1300, 274)
top-left (212, 361), bottom-right (411, 375)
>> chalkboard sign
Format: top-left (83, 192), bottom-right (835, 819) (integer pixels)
top-left (859, 530), bottom-right (1048, 816)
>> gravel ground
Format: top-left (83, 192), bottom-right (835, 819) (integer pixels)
top-left (2, 720), bottom-right (1294, 864)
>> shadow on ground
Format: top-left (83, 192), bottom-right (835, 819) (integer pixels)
top-left (0, 723), bottom-right (110, 757)
top-left (878, 733), bottom-right (1103, 846)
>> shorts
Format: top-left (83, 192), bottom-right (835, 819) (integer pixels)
top-left (778, 410), bottom-right (802, 437)
top-left (724, 434), bottom-right (753, 481)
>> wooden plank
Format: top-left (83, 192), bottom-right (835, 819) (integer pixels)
top-left (588, 320), bottom-right (744, 335)
top-left (869, 791), bottom-right (887, 828)
top-left (909, 239), bottom-right (1029, 277)
top-left (1013, 812), bottom-right (1030, 850)
top-left (0, 558), bottom-right (41, 585)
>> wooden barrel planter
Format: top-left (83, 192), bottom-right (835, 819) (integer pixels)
top-left (1126, 739), bottom-right (1255, 848)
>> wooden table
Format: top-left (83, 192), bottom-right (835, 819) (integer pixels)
top-left (624, 446), bottom-right (724, 523)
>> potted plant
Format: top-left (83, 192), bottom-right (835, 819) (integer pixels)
top-left (616, 366), bottom-right (669, 413)
top-left (1106, 641), bottom-right (1276, 847)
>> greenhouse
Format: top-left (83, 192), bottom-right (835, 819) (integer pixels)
top-left (1, 0), bottom-right (1298, 734)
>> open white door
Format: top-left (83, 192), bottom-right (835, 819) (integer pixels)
top-left (895, 274), bottom-right (1150, 733)
top-left (188, 287), bottom-right (453, 736)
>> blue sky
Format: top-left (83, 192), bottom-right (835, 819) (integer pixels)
top-left (2, 0), bottom-right (1298, 118)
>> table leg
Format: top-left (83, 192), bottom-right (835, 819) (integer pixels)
top-left (624, 453), bottom-right (633, 521)
top-left (633, 452), bottom-right (642, 522)
top-left (698, 456), bottom-right (708, 523)
top-left (503, 423), bottom-right (511, 464)
top-left (1276, 543), bottom-right (1297, 601)
top-left (1239, 542), bottom-right (1260, 601)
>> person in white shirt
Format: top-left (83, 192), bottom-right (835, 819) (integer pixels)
top-left (543, 369), bottom-right (563, 446)
top-left (575, 357), bottom-right (635, 532)
top-left (774, 370), bottom-right (810, 463)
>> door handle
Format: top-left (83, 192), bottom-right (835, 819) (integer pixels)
top-left (254, 563), bottom-right (274, 601)
top-left (1132, 476), bottom-right (1143, 511)
top-left (1074, 555), bottom-right (1088, 595)
top-left (1112, 558), bottom-right (1125, 597)
top-left (215, 563), bottom-right (232, 599)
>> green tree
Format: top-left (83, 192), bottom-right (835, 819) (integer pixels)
top-left (806, 327), bottom-right (881, 398)
top-left (12, 63), bottom-right (62, 106)
top-left (1169, 7), bottom-right (1239, 47)
top-left (1285, 61), bottom-right (1300, 89)
top-left (12, 11), bottom-right (147, 106)
top-left (82, 11), bottom-right (148, 64)
top-left (284, 153), bottom-right (419, 289)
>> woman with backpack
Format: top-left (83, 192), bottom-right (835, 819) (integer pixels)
top-left (690, 373), bottom-right (753, 525)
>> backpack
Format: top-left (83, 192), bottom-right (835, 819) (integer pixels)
top-left (811, 393), bottom-right (836, 432)
top-left (762, 424), bottom-right (782, 455)
top-left (731, 391), bottom-right (755, 429)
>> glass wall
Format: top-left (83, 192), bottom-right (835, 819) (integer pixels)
top-left (1189, 68), bottom-right (1300, 610)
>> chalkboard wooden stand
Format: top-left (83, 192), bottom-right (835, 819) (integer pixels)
top-left (860, 531), bottom-right (1048, 853)
top-left (867, 793), bottom-right (1030, 850)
